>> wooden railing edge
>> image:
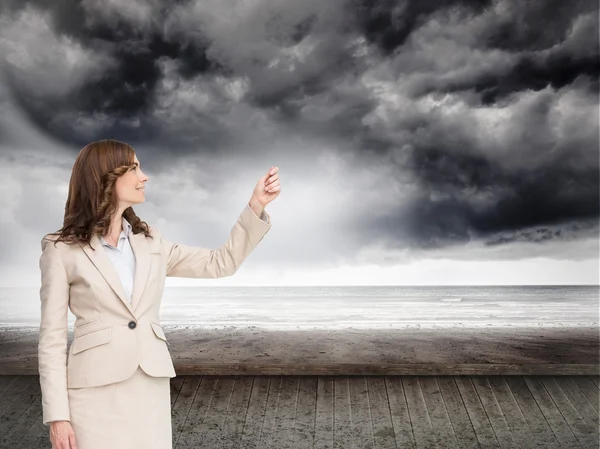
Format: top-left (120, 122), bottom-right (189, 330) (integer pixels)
top-left (2, 363), bottom-right (598, 376)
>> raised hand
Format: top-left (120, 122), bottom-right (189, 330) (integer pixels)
top-left (251, 166), bottom-right (281, 207)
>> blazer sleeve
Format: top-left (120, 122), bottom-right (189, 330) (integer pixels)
top-left (156, 203), bottom-right (272, 278)
top-left (38, 237), bottom-right (71, 426)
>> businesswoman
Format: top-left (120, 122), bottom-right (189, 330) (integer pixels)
top-left (38, 139), bottom-right (280, 449)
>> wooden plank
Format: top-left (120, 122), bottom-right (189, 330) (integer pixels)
top-left (348, 376), bottom-right (374, 449)
top-left (523, 376), bottom-right (582, 448)
top-left (366, 377), bottom-right (396, 449)
top-left (15, 412), bottom-right (48, 449)
top-left (170, 376), bottom-right (185, 408)
top-left (0, 381), bottom-right (42, 447)
top-left (553, 377), bottom-right (600, 428)
top-left (470, 376), bottom-right (517, 448)
top-left (170, 363), bottom-right (600, 376)
top-left (290, 376), bottom-right (318, 449)
top-left (256, 377), bottom-right (282, 448)
top-left (486, 376), bottom-right (538, 449)
top-left (267, 376), bottom-right (299, 449)
top-left (0, 375), bottom-right (18, 397)
top-left (195, 377), bottom-right (236, 448)
top-left (590, 376), bottom-right (599, 389)
top-left (0, 376), bottom-right (36, 417)
top-left (0, 376), bottom-right (40, 437)
top-left (454, 376), bottom-right (500, 448)
top-left (402, 376), bottom-right (437, 448)
top-left (171, 375), bottom-right (204, 449)
top-left (571, 376), bottom-right (600, 413)
top-left (175, 376), bottom-right (219, 448)
top-left (504, 376), bottom-right (561, 449)
top-left (436, 376), bottom-right (480, 449)
top-left (219, 377), bottom-right (254, 449)
top-left (419, 376), bottom-right (459, 449)
top-left (333, 377), bottom-right (354, 449)
top-left (314, 376), bottom-right (334, 449)
top-left (239, 376), bottom-right (270, 449)
top-left (539, 377), bottom-right (599, 449)
top-left (385, 376), bottom-right (416, 449)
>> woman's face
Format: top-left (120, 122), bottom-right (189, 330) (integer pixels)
top-left (115, 154), bottom-right (148, 206)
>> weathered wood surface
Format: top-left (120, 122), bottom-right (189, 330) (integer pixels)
top-left (1, 375), bottom-right (598, 448)
top-left (2, 363), bottom-right (599, 376)
top-left (3, 325), bottom-right (599, 376)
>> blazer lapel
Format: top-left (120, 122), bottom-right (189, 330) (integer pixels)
top-left (81, 235), bottom-right (135, 316)
top-left (128, 231), bottom-right (150, 311)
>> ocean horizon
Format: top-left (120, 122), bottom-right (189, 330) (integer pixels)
top-left (1, 285), bottom-right (598, 330)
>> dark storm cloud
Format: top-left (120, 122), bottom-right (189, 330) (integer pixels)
top-left (481, 0), bottom-right (595, 52)
top-left (429, 12), bottom-right (600, 104)
top-left (472, 52), bottom-right (599, 105)
top-left (362, 0), bottom-right (600, 104)
top-left (398, 148), bottom-right (598, 248)
top-left (344, 69), bottom-right (599, 249)
top-left (353, 0), bottom-right (492, 55)
top-left (1, 0), bottom-right (231, 150)
top-left (0, 0), bottom-right (598, 255)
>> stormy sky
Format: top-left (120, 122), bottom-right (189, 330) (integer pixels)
top-left (0, 0), bottom-right (598, 286)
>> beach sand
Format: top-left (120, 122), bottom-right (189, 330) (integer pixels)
top-left (0, 325), bottom-right (598, 375)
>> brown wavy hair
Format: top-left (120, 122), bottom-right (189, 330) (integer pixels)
top-left (45, 139), bottom-right (152, 249)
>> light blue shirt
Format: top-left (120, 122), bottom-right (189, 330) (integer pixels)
top-left (99, 217), bottom-right (135, 304)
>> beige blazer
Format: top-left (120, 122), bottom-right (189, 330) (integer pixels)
top-left (38, 204), bottom-right (271, 425)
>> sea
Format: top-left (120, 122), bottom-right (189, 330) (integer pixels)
top-left (1, 285), bottom-right (598, 330)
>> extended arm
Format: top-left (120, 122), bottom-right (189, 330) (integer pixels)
top-left (158, 203), bottom-right (272, 278)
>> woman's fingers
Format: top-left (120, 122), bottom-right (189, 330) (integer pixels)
top-left (265, 174), bottom-right (279, 186)
top-left (265, 181), bottom-right (279, 190)
top-left (69, 431), bottom-right (78, 449)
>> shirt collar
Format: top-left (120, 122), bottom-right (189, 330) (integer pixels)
top-left (122, 217), bottom-right (132, 237)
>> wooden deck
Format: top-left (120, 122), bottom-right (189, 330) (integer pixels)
top-left (0, 375), bottom-right (598, 448)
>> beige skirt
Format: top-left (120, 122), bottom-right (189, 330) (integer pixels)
top-left (67, 366), bottom-right (172, 449)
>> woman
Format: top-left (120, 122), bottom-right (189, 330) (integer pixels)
top-left (38, 139), bottom-right (281, 449)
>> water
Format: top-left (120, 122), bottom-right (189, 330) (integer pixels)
top-left (1, 285), bottom-right (598, 329)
